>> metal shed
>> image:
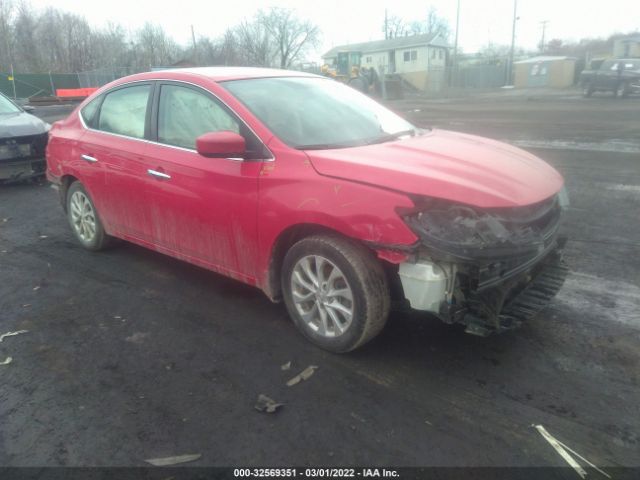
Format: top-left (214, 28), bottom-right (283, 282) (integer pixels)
top-left (514, 56), bottom-right (577, 88)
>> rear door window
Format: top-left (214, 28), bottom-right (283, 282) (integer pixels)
top-left (97, 85), bottom-right (151, 139)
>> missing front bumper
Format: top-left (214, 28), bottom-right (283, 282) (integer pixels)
top-left (398, 240), bottom-right (568, 336)
top-left (463, 250), bottom-right (568, 336)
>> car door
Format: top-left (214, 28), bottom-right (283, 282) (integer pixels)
top-left (141, 81), bottom-right (266, 278)
top-left (80, 82), bottom-right (154, 239)
top-left (69, 96), bottom-right (108, 213)
top-left (598, 61), bottom-right (618, 90)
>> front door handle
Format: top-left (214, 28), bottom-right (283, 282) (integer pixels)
top-left (147, 169), bottom-right (171, 180)
top-left (81, 154), bottom-right (98, 163)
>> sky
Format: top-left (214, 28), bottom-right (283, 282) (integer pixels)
top-left (30, 0), bottom-right (640, 60)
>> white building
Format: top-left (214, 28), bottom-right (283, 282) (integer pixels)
top-left (322, 33), bottom-right (451, 91)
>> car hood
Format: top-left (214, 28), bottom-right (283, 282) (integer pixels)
top-left (0, 112), bottom-right (48, 138)
top-left (304, 129), bottom-right (564, 208)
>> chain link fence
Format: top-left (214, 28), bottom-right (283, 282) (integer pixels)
top-left (76, 67), bottom-right (134, 89)
top-left (0, 67), bottom-right (133, 100)
top-left (448, 64), bottom-right (508, 89)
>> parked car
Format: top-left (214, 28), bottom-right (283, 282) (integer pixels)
top-left (580, 58), bottom-right (640, 98)
top-left (0, 92), bottom-right (50, 182)
top-left (46, 67), bottom-right (569, 352)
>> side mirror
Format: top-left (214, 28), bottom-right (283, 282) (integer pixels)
top-left (23, 105), bottom-right (35, 113)
top-left (196, 131), bottom-right (245, 158)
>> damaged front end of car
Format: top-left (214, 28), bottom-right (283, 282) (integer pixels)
top-left (398, 189), bottom-right (570, 336)
top-left (0, 133), bottom-right (48, 183)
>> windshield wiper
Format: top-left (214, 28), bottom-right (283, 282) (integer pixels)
top-left (296, 129), bottom-right (423, 150)
top-left (296, 142), bottom-right (357, 150)
top-left (365, 129), bottom-right (418, 145)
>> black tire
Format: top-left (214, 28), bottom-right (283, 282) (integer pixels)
top-left (582, 82), bottom-right (593, 97)
top-left (616, 82), bottom-right (629, 99)
top-left (281, 234), bottom-right (390, 353)
top-left (66, 181), bottom-right (110, 251)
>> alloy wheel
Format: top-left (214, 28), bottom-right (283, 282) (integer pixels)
top-left (69, 190), bottom-right (97, 243)
top-left (290, 255), bottom-right (354, 338)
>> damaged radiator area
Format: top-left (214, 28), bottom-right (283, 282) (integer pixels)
top-left (459, 246), bottom-right (569, 336)
top-left (404, 193), bottom-right (569, 335)
top-left (0, 132), bottom-right (48, 181)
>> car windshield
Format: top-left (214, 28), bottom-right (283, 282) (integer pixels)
top-left (223, 76), bottom-right (419, 149)
top-left (0, 94), bottom-right (21, 114)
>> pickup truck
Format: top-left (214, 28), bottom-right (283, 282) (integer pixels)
top-left (580, 58), bottom-right (640, 98)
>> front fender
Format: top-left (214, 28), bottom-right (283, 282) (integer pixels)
top-left (255, 146), bottom-right (418, 294)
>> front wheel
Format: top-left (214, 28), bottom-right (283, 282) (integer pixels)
top-left (66, 181), bottom-right (110, 251)
top-left (281, 235), bottom-right (390, 353)
top-left (582, 82), bottom-right (593, 97)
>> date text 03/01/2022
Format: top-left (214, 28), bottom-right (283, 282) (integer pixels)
top-left (233, 468), bottom-right (400, 477)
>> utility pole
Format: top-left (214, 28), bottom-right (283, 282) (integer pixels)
top-left (539, 20), bottom-right (549, 53)
top-left (191, 25), bottom-right (197, 64)
top-left (452, 0), bottom-right (461, 83)
top-left (384, 9), bottom-right (388, 40)
top-left (506, 0), bottom-right (518, 86)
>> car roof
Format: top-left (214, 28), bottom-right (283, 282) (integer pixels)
top-left (122, 67), bottom-right (321, 83)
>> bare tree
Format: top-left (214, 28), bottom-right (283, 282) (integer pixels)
top-left (37, 7), bottom-right (65, 71)
top-left (258, 7), bottom-right (320, 69)
top-left (407, 7), bottom-right (450, 40)
top-left (13, 2), bottom-right (40, 71)
top-left (383, 15), bottom-right (407, 39)
top-left (218, 29), bottom-right (242, 66)
top-left (0, 0), bottom-right (14, 68)
top-left (134, 23), bottom-right (180, 69)
top-left (91, 23), bottom-right (130, 69)
top-left (59, 12), bottom-right (93, 71)
top-left (384, 7), bottom-right (451, 41)
top-left (235, 18), bottom-right (274, 67)
top-left (426, 6), bottom-right (450, 40)
top-left (0, 2), bottom-right (322, 74)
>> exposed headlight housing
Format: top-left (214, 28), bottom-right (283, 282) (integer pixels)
top-left (404, 193), bottom-right (564, 261)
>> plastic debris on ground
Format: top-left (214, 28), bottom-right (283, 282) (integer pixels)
top-left (0, 357), bottom-right (12, 366)
top-left (286, 365), bottom-right (318, 386)
top-left (280, 361), bottom-right (291, 371)
top-left (254, 394), bottom-right (284, 413)
top-left (0, 330), bottom-right (29, 342)
top-left (144, 453), bottom-right (202, 466)
top-left (534, 424), bottom-right (611, 479)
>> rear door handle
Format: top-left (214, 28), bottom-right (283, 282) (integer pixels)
top-left (147, 169), bottom-right (171, 180)
top-left (81, 154), bottom-right (98, 163)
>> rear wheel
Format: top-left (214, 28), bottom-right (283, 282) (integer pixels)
top-left (582, 82), bottom-right (593, 97)
top-left (281, 235), bottom-right (390, 353)
top-left (616, 82), bottom-right (629, 98)
top-left (66, 182), bottom-right (110, 251)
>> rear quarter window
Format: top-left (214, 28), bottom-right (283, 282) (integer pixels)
top-left (80, 96), bottom-right (102, 128)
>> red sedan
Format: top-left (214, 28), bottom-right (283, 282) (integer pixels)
top-left (46, 67), bottom-right (569, 352)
